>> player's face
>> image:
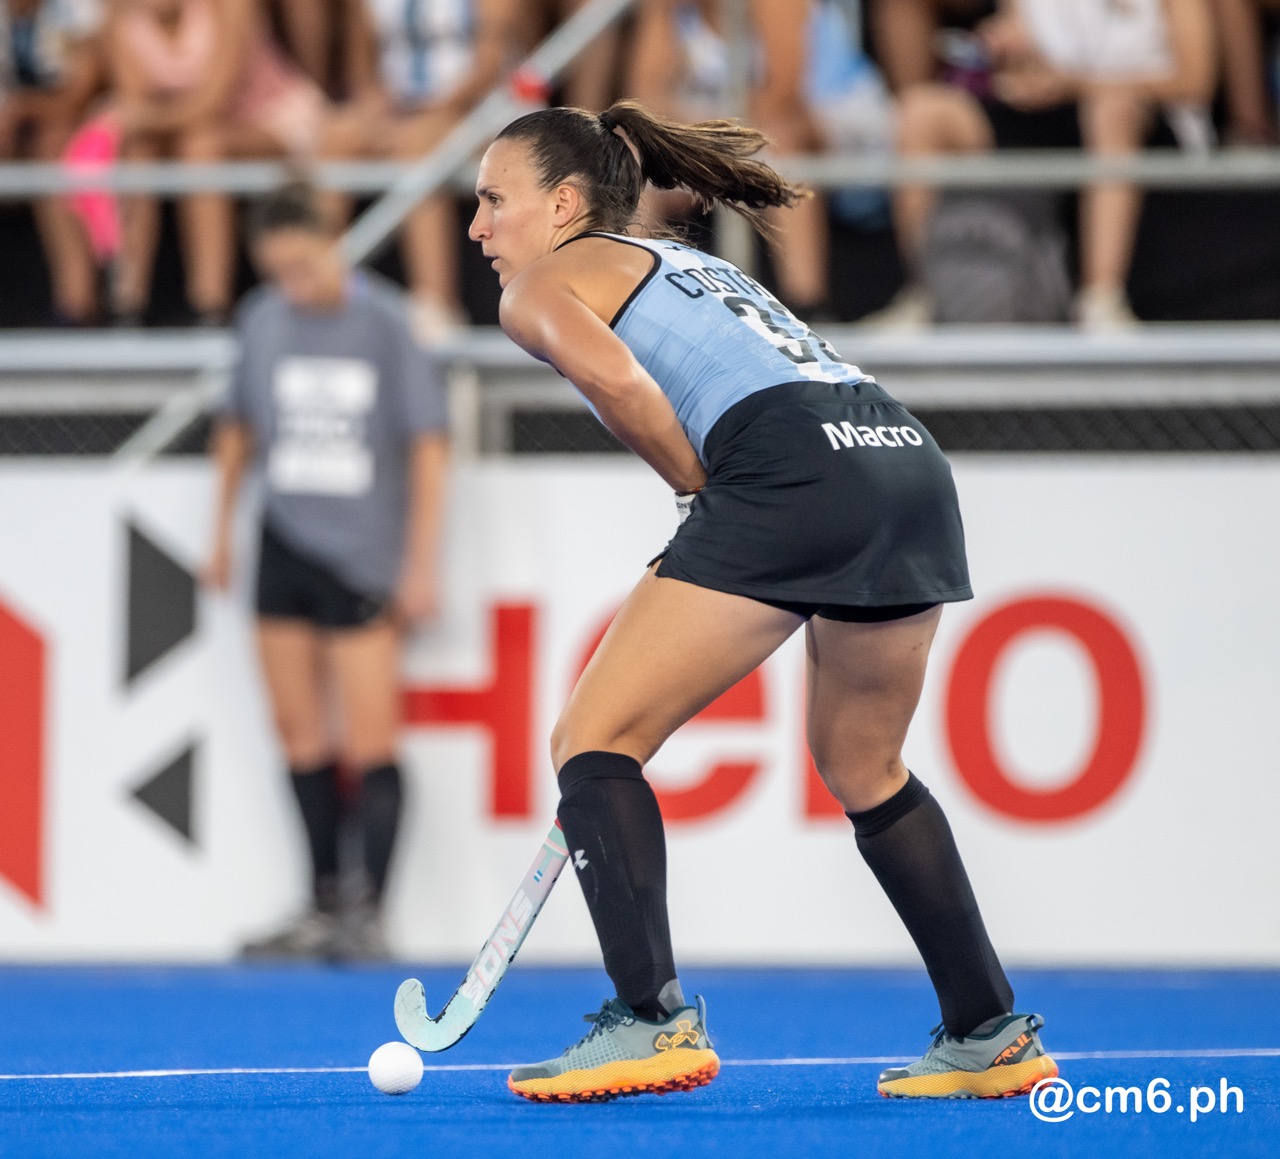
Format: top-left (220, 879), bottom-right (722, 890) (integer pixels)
top-left (253, 228), bottom-right (345, 310)
top-left (469, 139), bottom-right (565, 288)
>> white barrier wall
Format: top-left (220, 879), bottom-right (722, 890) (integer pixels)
top-left (0, 457), bottom-right (1276, 964)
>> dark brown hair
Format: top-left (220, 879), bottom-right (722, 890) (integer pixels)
top-left (494, 99), bottom-right (807, 236)
top-left (246, 178), bottom-right (331, 242)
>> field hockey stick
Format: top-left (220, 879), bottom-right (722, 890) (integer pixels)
top-left (394, 819), bottom-right (570, 1052)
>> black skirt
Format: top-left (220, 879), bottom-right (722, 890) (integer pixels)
top-left (655, 380), bottom-right (973, 610)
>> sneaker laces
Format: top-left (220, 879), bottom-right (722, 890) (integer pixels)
top-left (925, 1013), bottom-right (1036, 1049)
top-left (565, 998), bottom-right (631, 1054)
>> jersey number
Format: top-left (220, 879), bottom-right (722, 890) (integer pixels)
top-left (722, 295), bottom-right (838, 366)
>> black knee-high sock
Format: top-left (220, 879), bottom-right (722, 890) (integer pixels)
top-left (556, 751), bottom-right (678, 1021)
top-left (848, 773), bottom-right (1014, 1038)
top-left (290, 762), bottom-right (341, 910)
top-left (358, 763), bottom-right (403, 901)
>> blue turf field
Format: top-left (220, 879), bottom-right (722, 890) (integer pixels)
top-left (1, 965), bottom-right (1276, 1158)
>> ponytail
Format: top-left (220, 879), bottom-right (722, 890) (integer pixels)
top-left (605, 99), bottom-right (806, 235)
top-left (494, 99), bottom-right (807, 238)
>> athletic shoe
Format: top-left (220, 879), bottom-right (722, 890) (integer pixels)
top-left (878, 1012), bottom-right (1058, 1099)
top-left (330, 898), bottom-right (390, 962)
top-left (508, 995), bottom-right (721, 1103)
top-left (1075, 285), bottom-right (1138, 330)
top-left (240, 907), bottom-right (339, 960)
top-left (856, 284), bottom-right (933, 330)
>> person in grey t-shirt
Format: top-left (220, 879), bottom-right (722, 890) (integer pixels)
top-left (204, 181), bottom-right (449, 960)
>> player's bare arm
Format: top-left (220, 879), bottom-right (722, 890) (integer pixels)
top-left (499, 258), bottom-right (707, 494)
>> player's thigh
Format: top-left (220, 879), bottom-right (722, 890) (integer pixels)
top-left (256, 616), bottom-right (330, 765)
top-left (551, 566), bottom-right (804, 770)
top-left (804, 605), bottom-right (943, 810)
top-left (325, 617), bottom-right (403, 767)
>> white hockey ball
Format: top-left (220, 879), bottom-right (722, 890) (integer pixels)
top-left (368, 1041), bottom-right (424, 1095)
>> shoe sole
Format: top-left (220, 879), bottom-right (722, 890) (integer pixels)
top-left (509, 1051), bottom-right (720, 1104)
top-left (878, 1054), bottom-right (1058, 1099)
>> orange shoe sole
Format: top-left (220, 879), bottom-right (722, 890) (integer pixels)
top-left (879, 1054), bottom-right (1059, 1099)
top-left (509, 1052), bottom-right (720, 1104)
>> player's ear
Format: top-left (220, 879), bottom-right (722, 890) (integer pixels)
top-left (551, 182), bottom-right (583, 226)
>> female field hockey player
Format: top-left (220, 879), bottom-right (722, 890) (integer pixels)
top-left (469, 100), bottom-right (1057, 1103)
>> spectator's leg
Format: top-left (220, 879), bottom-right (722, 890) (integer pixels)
top-left (271, 0), bottom-right (336, 92)
top-left (894, 82), bottom-right (992, 270)
top-left (766, 191), bottom-right (831, 316)
top-left (394, 109), bottom-right (468, 334)
top-left (32, 120), bottom-right (98, 323)
top-left (869, 0), bottom-right (946, 92)
top-left (256, 617), bottom-right (338, 908)
top-left (553, 0), bottom-right (623, 111)
top-left (176, 122), bottom-right (235, 320)
top-left (1209, 0), bottom-right (1280, 144)
top-left (328, 617), bottom-right (401, 773)
top-left (316, 102), bottom-right (388, 233)
top-left (1078, 88), bottom-right (1152, 316)
top-left (257, 618), bottom-right (332, 769)
top-left (115, 132), bottom-right (166, 320)
top-left (755, 106), bottom-right (830, 315)
top-left (328, 618), bottom-right (404, 913)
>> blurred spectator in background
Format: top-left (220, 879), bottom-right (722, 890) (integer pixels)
top-left (873, 0), bottom-right (1216, 329)
top-left (521, 0), bottom-right (624, 110)
top-left (267, 0), bottom-right (342, 95)
top-left (205, 181), bottom-right (450, 960)
top-left (105, 0), bottom-right (326, 325)
top-left (323, 0), bottom-right (521, 341)
top-left (0, 0), bottom-right (105, 324)
top-left (867, 0), bottom-right (996, 93)
top-left (627, 0), bottom-right (893, 320)
top-left (1210, 0), bottom-right (1280, 144)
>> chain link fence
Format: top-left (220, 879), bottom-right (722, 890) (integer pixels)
top-left (506, 401), bottom-right (1280, 455)
top-left (6, 399), bottom-right (1280, 456)
top-left (6, 402), bottom-right (1275, 457)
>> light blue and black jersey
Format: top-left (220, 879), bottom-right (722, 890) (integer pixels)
top-left (573, 232), bottom-right (874, 462)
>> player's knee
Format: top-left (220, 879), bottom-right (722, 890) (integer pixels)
top-left (550, 717), bottom-right (605, 773)
top-left (550, 715), bottom-right (654, 774)
top-left (809, 747), bottom-right (906, 812)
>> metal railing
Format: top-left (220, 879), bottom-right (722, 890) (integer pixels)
top-left (3, 147), bottom-right (1279, 200)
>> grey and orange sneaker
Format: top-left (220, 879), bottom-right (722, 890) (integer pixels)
top-left (240, 907), bottom-right (339, 960)
top-left (878, 1012), bottom-right (1058, 1099)
top-left (508, 995), bottom-right (721, 1103)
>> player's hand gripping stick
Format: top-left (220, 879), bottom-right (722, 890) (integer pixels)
top-left (394, 820), bottom-right (570, 1052)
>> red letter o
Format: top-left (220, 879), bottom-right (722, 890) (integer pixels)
top-left (945, 595), bottom-right (1145, 822)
